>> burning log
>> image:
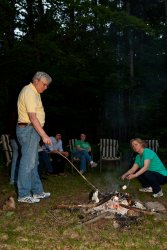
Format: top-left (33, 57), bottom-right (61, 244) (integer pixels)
top-left (52, 192), bottom-right (146, 216)
top-left (119, 203), bottom-right (156, 215)
top-left (81, 211), bottom-right (114, 225)
top-left (52, 203), bottom-right (98, 210)
top-left (51, 190), bottom-right (159, 228)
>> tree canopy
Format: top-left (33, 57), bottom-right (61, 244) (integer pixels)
top-left (0, 0), bottom-right (167, 144)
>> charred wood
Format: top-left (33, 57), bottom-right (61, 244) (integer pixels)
top-left (81, 211), bottom-right (113, 225)
top-left (119, 203), bottom-right (156, 215)
top-left (52, 203), bottom-right (98, 210)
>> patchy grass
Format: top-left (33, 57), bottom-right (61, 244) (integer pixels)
top-left (0, 163), bottom-right (167, 250)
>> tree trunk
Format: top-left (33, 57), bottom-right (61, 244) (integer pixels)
top-left (25, 0), bottom-right (34, 39)
top-left (36, 0), bottom-right (44, 17)
top-left (165, 0), bottom-right (167, 24)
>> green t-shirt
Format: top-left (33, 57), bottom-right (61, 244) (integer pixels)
top-left (74, 140), bottom-right (91, 151)
top-left (135, 148), bottom-right (167, 176)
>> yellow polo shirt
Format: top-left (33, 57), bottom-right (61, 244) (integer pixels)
top-left (17, 83), bottom-right (45, 127)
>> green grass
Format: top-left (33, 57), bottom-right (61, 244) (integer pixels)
top-left (0, 163), bottom-right (167, 250)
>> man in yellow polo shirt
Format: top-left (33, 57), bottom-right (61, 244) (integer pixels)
top-left (16, 71), bottom-right (52, 203)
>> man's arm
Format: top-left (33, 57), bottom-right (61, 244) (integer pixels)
top-left (75, 141), bottom-right (82, 151)
top-left (28, 112), bottom-right (51, 145)
top-left (50, 140), bottom-right (69, 157)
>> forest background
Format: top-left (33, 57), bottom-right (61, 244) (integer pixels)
top-left (0, 0), bottom-right (167, 146)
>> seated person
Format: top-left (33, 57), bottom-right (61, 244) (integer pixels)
top-left (121, 138), bottom-right (167, 198)
top-left (43, 133), bottom-right (69, 176)
top-left (38, 143), bottom-right (53, 178)
top-left (73, 133), bottom-right (97, 174)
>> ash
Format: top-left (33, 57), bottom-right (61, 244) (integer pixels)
top-left (80, 191), bottom-right (146, 227)
top-left (87, 191), bottom-right (145, 215)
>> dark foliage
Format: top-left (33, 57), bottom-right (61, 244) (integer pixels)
top-left (0, 0), bottom-right (167, 144)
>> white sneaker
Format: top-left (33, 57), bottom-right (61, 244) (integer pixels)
top-left (33, 192), bottom-right (51, 199)
top-left (18, 196), bottom-right (40, 203)
top-left (90, 162), bottom-right (97, 168)
top-left (153, 190), bottom-right (163, 198)
top-left (139, 187), bottom-right (153, 193)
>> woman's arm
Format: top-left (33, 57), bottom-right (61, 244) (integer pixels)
top-left (121, 163), bottom-right (139, 180)
top-left (76, 145), bottom-right (83, 151)
top-left (126, 160), bottom-right (150, 180)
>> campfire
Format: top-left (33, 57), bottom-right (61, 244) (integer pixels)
top-left (85, 191), bottom-right (146, 215)
top-left (49, 160), bottom-right (167, 228)
top-left (52, 190), bottom-right (160, 228)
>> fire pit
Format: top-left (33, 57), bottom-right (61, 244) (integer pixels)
top-left (52, 190), bottom-right (158, 228)
top-left (85, 191), bottom-right (146, 216)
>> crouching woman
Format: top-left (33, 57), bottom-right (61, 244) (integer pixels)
top-left (121, 138), bottom-right (167, 198)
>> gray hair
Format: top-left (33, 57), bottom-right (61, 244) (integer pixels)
top-left (32, 71), bottom-right (52, 84)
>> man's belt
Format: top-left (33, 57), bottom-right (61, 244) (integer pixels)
top-left (18, 123), bottom-right (32, 127)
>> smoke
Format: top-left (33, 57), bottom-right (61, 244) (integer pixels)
top-left (96, 161), bottom-right (130, 194)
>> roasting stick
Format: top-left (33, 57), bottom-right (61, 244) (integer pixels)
top-left (122, 177), bottom-right (131, 190)
top-left (55, 151), bottom-right (101, 193)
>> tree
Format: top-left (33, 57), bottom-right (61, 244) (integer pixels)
top-left (0, 0), bottom-right (166, 143)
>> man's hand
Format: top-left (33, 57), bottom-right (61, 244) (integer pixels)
top-left (50, 150), bottom-right (68, 156)
top-left (62, 151), bottom-right (69, 157)
top-left (42, 135), bottom-right (52, 145)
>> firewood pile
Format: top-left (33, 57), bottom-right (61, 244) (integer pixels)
top-left (52, 190), bottom-right (166, 228)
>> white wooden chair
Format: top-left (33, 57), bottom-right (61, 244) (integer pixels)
top-left (146, 139), bottom-right (159, 152)
top-left (68, 139), bottom-right (79, 173)
top-left (69, 138), bottom-right (78, 160)
top-left (0, 134), bottom-right (13, 167)
top-left (99, 138), bottom-right (121, 171)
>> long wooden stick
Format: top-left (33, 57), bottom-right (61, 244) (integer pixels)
top-left (56, 151), bottom-right (100, 193)
top-left (52, 203), bottom-right (98, 210)
top-left (119, 203), bottom-right (156, 215)
top-left (81, 212), bottom-right (112, 225)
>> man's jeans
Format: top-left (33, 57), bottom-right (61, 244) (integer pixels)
top-left (10, 138), bottom-right (21, 185)
top-left (16, 125), bottom-right (44, 198)
top-left (73, 150), bottom-right (92, 172)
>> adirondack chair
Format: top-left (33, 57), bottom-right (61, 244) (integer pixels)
top-left (0, 134), bottom-right (13, 167)
top-left (69, 138), bottom-right (78, 161)
top-left (146, 139), bottom-right (159, 152)
top-left (99, 138), bottom-right (121, 171)
top-left (68, 139), bottom-right (78, 173)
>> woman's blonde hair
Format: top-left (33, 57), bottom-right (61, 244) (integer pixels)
top-left (130, 138), bottom-right (147, 148)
